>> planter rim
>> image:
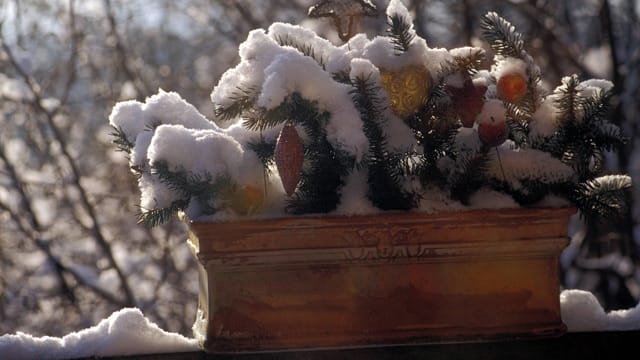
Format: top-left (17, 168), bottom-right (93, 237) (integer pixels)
top-left (184, 206), bottom-right (576, 258)
top-left (183, 206), bottom-right (576, 226)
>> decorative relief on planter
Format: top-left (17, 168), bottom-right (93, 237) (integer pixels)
top-left (343, 227), bottom-right (419, 260)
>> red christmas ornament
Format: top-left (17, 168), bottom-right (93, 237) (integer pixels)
top-left (478, 118), bottom-right (508, 147)
top-left (274, 123), bottom-right (304, 196)
top-left (446, 78), bottom-right (487, 128)
top-left (497, 73), bottom-right (527, 103)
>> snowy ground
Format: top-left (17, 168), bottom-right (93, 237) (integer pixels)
top-left (0, 290), bottom-right (638, 360)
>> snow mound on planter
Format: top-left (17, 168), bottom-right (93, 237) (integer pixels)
top-left (0, 308), bottom-right (198, 360)
top-left (561, 289), bottom-right (640, 332)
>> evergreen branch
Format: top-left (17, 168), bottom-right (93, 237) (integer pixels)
top-left (151, 161), bottom-right (237, 216)
top-left (274, 35), bottom-right (325, 68)
top-left (505, 103), bottom-right (529, 147)
top-left (278, 93), bottom-right (351, 214)
top-left (591, 123), bottom-right (627, 152)
top-left (152, 161), bottom-right (213, 199)
top-left (573, 175), bottom-right (632, 224)
top-left (332, 70), bottom-right (352, 84)
top-left (246, 139), bottom-right (276, 169)
top-left (480, 12), bottom-right (525, 58)
top-left (441, 48), bottom-right (486, 76)
top-left (581, 88), bottom-right (613, 124)
top-left (449, 148), bottom-right (490, 205)
top-left (138, 199), bottom-right (189, 228)
top-left (214, 86), bottom-right (258, 121)
top-left (242, 107), bottom-right (286, 131)
top-left (387, 13), bottom-right (415, 54)
top-left (555, 74), bottom-right (581, 126)
top-left (110, 125), bottom-right (134, 153)
top-left (351, 73), bottom-right (415, 210)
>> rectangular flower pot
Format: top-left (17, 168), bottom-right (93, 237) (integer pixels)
top-left (185, 207), bottom-right (574, 353)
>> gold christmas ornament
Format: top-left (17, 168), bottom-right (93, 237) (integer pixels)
top-left (274, 123), bottom-right (304, 196)
top-left (380, 65), bottom-right (432, 118)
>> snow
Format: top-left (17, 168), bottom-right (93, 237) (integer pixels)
top-left (476, 99), bottom-right (506, 125)
top-left (334, 169), bottom-right (378, 215)
top-left (492, 57), bottom-right (529, 81)
top-left (258, 51), bottom-right (369, 160)
top-left (1, 292), bottom-right (638, 359)
top-left (0, 308), bottom-right (198, 360)
top-left (530, 95), bottom-right (559, 138)
top-left (561, 290), bottom-right (640, 332)
top-left (578, 78), bottom-right (614, 98)
top-left (487, 146), bottom-right (575, 185)
top-left (147, 125), bottom-right (244, 178)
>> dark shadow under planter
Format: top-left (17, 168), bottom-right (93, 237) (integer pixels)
top-left (184, 207), bottom-right (575, 354)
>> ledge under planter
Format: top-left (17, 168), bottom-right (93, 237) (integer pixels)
top-left (184, 206), bottom-right (575, 354)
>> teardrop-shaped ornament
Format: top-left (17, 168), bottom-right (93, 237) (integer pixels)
top-left (274, 123), bottom-right (304, 196)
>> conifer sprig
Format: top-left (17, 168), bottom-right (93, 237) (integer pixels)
top-left (351, 73), bottom-right (415, 210)
top-left (481, 12), bottom-right (525, 58)
top-left (449, 148), bottom-right (491, 205)
top-left (138, 199), bottom-right (189, 228)
top-left (555, 75), bottom-right (582, 125)
top-left (387, 13), bottom-right (415, 54)
top-left (440, 49), bottom-right (486, 77)
top-left (138, 161), bottom-right (239, 226)
top-left (214, 86), bottom-right (258, 121)
top-left (573, 175), bottom-right (632, 224)
top-left (274, 35), bottom-right (326, 68)
top-left (110, 126), bottom-right (135, 153)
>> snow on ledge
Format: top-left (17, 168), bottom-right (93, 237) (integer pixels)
top-left (560, 289), bottom-right (640, 332)
top-left (1, 292), bottom-right (639, 359)
top-left (0, 308), bottom-right (198, 360)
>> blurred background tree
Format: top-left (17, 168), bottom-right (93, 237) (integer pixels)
top-left (0, 0), bottom-right (638, 337)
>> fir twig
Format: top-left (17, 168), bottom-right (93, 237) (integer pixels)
top-left (351, 73), bottom-right (415, 210)
top-left (555, 75), bottom-right (581, 126)
top-left (138, 199), bottom-right (189, 227)
top-left (573, 175), bottom-right (632, 224)
top-left (274, 35), bottom-right (326, 68)
top-left (440, 48), bottom-right (486, 77)
top-left (481, 12), bottom-right (525, 58)
top-left (110, 126), bottom-right (134, 153)
top-left (449, 147), bottom-right (491, 204)
top-left (247, 139), bottom-right (276, 169)
top-left (214, 86), bottom-right (258, 121)
top-left (270, 93), bottom-right (352, 214)
top-left (387, 13), bottom-right (415, 54)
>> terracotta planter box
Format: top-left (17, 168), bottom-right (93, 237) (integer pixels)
top-left (185, 207), bottom-right (574, 353)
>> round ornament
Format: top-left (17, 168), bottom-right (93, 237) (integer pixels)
top-left (497, 73), bottom-right (527, 103)
top-left (274, 123), bottom-right (304, 196)
top-left (380, 65), bottom-right (432, 118)
top-left (478, 120), bottom-right (507, 147)
top-left (229, 184), bottom-right (264, 215)
top-left (446, 78), bottom-right (487, 128)
top-left (476, 99), bottom-right (508, 147)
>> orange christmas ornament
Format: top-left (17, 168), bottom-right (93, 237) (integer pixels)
top-left (380, 65), bottom-right (432, 118)
top-left (229, 184), bottom-right (265, 215)
top-left (274, 123), bottom-right (304, 196)
top-left (497, 72), bottom-right (527, 103)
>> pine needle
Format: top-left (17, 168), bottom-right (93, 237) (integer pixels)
top-left (480, 12), bottom-right (525, 58)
